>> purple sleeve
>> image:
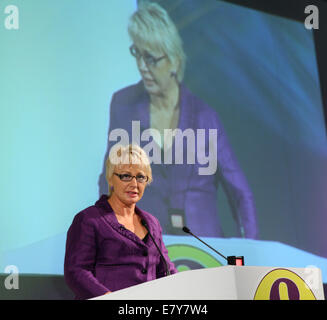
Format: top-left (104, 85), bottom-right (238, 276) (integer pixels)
top-left (215, 114), bottom-right (258, 239)
top-left (64, 213), bottom-right (110, 299)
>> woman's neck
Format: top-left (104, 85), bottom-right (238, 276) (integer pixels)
top-left (150, 81), bottom-right (179, 111)
top-left (108, 194), bottom-right (135, 219)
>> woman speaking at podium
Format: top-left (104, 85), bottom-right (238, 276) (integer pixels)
top-left (64, 144), bottom-right (177, 300)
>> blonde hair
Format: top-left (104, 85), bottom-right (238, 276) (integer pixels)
top-left (128, 1), bottom-right (186, 82)
top-left (106, 144), bottom-right (153, 194)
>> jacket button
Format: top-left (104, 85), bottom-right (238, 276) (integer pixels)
top-left (141, 268), bottom-right (147, 274)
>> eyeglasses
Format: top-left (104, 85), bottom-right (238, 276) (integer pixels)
top-left (129, 44), bottom-right (166, 67)
top-left (114, 172), bottom-right (148, 183)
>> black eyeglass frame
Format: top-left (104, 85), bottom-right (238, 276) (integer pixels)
top-left (129, 44), bottom-right (166, 67)
top-left (113, 172), bottom-right (149, 183)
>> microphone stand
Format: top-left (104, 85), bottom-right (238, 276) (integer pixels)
top-left (182, 226), bottom-right (244, 266)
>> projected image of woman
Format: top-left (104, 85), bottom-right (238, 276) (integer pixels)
top-left (99, 2), bottom-right (258, 239)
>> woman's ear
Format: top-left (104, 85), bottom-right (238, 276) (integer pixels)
top-left (108, 175), bottom-right (113, 189)
top-left (170, 58), bottom-right (180, 81)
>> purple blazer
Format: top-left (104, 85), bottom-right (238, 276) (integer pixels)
top-left (99, 81), bottom-right (258, 239)
top-left (64, 195), bottom-right (177, 300)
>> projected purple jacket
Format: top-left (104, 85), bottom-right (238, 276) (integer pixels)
top-left (99, 81), bottom-right (258, 239)
top-left (64, 195), bottom-right (177, 300)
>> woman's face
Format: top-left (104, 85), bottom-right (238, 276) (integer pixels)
top-left (109, 164), bottom-right (148, 206)
top-left (133, 44), bottom-right (177, 96)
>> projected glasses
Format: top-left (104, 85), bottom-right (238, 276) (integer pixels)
top-left (114, 172), bottom-right (148, 183)
top-left (130, 44), bottom-right (166, 67)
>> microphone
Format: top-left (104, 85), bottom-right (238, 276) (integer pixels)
top-left (141, 219), bottom-right (171, 276)
top-left (182, 226), bottom-right (244, 266)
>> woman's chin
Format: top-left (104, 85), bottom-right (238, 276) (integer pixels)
top-left (143, 81), bottom-right (159, 94)
top-left (123, 195), bottom-right (141, 205)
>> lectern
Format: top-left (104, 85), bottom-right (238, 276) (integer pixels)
top-left (91, 266), bottom-right (324, 300)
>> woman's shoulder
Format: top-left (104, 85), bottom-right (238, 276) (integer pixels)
top-left (112, 81), bottom-right (147, 105)
top-left (70, 204), bottom-right (103, 228)
top-left (181, 84), bottom-right (221, 125)
top-left (75, 194), bottom-right (113, 220)
top-left (136, 207), bottom-right (161, 229)
top-left (181, 84), bottom-right (217, 113)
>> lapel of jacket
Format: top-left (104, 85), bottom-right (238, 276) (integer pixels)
top-left (134, 206), bottom-right (156, 237)
top-left (169, 84), bottom-right (195, 199)
top-left (175, 82), bottom-right (194, 143)
top-left (98, 196), bottom-right (148, 247)
top-left (170, 83), bottom-right (195, 163)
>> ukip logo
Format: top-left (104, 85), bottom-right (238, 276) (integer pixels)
top-left (254, 268), bottom-right (317, 300)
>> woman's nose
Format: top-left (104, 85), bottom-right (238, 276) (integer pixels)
top-left (137, 56), bottom-right (149, 72)
top-left (129, 177), bottom-right (138, 186)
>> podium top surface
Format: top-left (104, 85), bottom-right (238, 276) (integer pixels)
top-left (91, 266), bottom-right (324, 300)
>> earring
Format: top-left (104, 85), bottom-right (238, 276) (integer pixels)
top-left (170, 71), bottom-right (177, 78)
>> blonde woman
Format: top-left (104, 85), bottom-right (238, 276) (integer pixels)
top-left (65, 144), bottom-right (177, 300)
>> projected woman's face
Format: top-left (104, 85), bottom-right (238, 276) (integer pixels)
top-left (134, 44), bottom-right (176, 96)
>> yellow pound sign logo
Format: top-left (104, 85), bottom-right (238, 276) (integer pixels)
top-left (254, 269), bottom-right (317, 300)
